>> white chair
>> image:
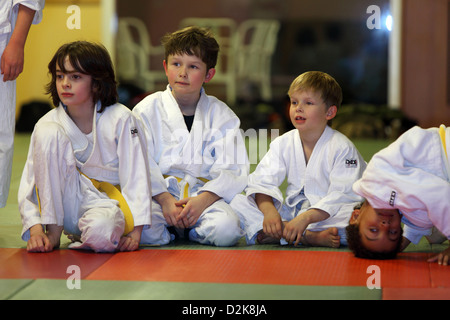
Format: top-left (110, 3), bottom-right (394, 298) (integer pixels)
top-left (235, 19), bottom-right (280, 102)
top-left (116, 17), bottom-right (166, 92)
top-left (179, 18), bottom-right (238, 105)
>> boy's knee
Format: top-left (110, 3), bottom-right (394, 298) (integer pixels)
top-left (213, 223), bottom-right (243, 247)
top-left (203, 214), bottom-right (244, 247)
top-left (140, 225), bottom-right (172, 245)
top-left (79, 207), bottom-right (125, 252)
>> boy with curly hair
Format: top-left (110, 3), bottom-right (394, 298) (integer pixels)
top-left (347, 125), bottom-right (449, 265)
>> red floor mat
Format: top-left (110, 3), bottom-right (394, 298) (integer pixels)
top-left (1, 248), bottom-right (447, 294)
top-left (86, 249), bottom-right (442, 288)
top-left (0, 248), bottom-right (114, 279)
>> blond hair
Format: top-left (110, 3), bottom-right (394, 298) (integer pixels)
top-left (288, 71), bottom-right (343, 108)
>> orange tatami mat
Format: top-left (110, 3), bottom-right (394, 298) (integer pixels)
top-left (1, 247), bottom-right (448, 293)
top-left (0, 248), bottom-right (114, 280)
top-left (85, 249), bottom-right (448, 289)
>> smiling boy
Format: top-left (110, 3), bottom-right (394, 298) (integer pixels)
top-left (347, 125), bottom-right (450, 265)
top-left (133, 26), bottom-right (248, 247)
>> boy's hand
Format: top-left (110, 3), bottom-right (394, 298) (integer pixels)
top-left (1, 4), bottom-right (36, 82)
top-left (176, 192), bottom-right (220, 227)
top-left (27, 226), bottom-right (52, 252)
top-left (283, 208), bottom-right (330, 246)
top-left (164, 202), bottom-right (185, 228)
top-left (256, 193), bottom-right (283, 239)
top-left (283, 215), bottom-right (309, 246)
top-left (263, 209), bottom-right (283, 240)
top-left (27, 224), bottom-right (61, 253)
top-left (118, 225), bottom-right (143, 252)
top-left (154, 192), bottom-right (185, 228)
top-left (428, 246), bottom-right (450, 266)
top-left (1, 40), bottom-right (24, 81)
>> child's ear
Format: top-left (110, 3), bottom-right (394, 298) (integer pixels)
top-left (326, 105), bottom-right (337, 120)
top-left (92, 81), bottom-right (99, 93)
top-left (163, 60), bottom-right (168, 76)
top-left (204, 68), bottom-right (216, 83)
top-left (349, 208), bottom-right (361, 225)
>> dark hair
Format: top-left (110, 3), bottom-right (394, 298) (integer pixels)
top-left (345, 223), bottom-right (403, 260)
top-left (46, 41), bottom-right (118, 112)
top-left (161, 26), bottom-right (219, 70)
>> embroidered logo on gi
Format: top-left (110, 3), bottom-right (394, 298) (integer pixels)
top-left (389, 191), bottom-right (396, 206)
top-left (345, 159), bottom-right (358, 168)
top-left (130, 127), bottom-right (138, 138)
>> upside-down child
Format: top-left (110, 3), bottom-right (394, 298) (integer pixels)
top-left (19, 41), bottom-right (152, 252)
top-left (347, 125), bottom-right (450, 265)
top-left (230, 71), bottom-right (366, 247)
top-left (133, 26), bottom-right (248, 247)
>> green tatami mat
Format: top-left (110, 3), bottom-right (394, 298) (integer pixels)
top-left (0, 279), bottom-right (33, 300)
top-left (7, 279), bottom-right (380, 300)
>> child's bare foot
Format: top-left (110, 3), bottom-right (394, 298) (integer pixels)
top-left (256, 231), bottom-right (280, 244)
top-left (46, 233), bottom-right (61, 250)
top-left (302, 227), bottom-right (340, 248)
top-left (46, 225), bottom-right (63, 250)
top-left (64, 231), bottom-right (81, 243)
top-left (426, 227), bottom-right (447, 244)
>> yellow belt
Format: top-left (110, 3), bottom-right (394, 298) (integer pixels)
top-left (163, 175), bottom-right (209, 199)
top-left (78, 170), bottom-right (134, 235)
top-left (439, 125), bottom-right (447, 160)
top-left (35, 171), bottom-right (135, 236)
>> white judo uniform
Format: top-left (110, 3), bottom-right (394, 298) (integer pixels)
top-left (353, 125), bottom-right (450, 244)
top-left (0, 0), bottom-right (44, 207)
top-left (230, 126), bottom-right (366, 245)
top-left (133, 85), bottom-right (249, 246)
top-left (18, 102), bottom-right (152, 252)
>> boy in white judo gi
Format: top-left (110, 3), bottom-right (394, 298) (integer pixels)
top-left (19, 41), bottom-right (152, 253)
top-left (134, 26), bottom-right (248, 247)
top-left (0, 0), bottom-right (45, 208)
top-left (347, 125), bottom-right (450, 265)
top-left (230, 71), bottom-right (366, 247)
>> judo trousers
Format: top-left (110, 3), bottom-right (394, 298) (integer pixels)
top-left (31, 122), bottom-right (125, 252)
top-left (231, 194), bottom-right (348, 246)
top-left (0, 34), bottom-right (15, 207)
top-left (140, 198), bottom-right (244, 247)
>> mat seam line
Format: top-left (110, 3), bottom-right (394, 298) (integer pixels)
top-left (4, 279), bottom-right (36, 300)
